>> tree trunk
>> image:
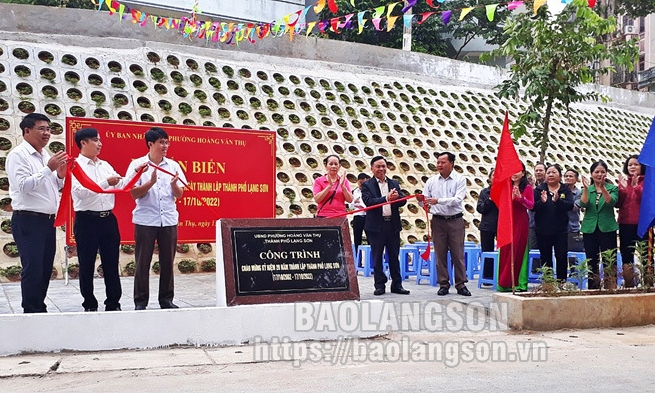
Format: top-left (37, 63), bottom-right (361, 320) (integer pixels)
top-left (539, 96), bottom-right (554, 163)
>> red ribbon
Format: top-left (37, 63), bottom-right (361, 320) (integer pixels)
top-left (146, 163), bottom-right (221, 220)
top-left (54, 158), bottom-right (146, 227)
top-left (327, 194), bottom-right (432, 261)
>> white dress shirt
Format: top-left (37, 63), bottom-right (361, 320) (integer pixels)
top-left (6, 140), bottom-right (63, 214)
top-left (422, 171), bottom-right (467, 216)
top-left (126, 154), bottom-right (187, 227)
top-left (349, 187), bottom-right (367, 216)
top-left (378, 178), bottom-right (392, 217)
top-left (72, 155), bottom-right (125, 212)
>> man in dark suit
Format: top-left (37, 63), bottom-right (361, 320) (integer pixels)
top-left (361, 156), bottom-right (410, 296)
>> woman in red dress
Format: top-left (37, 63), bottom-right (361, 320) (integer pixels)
top-left (497, 163), bottom-right (534, 291)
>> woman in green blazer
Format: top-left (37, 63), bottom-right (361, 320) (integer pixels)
top-left (580, 161), bottom-right (619, 289)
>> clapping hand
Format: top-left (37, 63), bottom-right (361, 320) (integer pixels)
top-left (540, 190), bottom-right (548, 203)
top-left (512, 185), bottom-right (521, 199)
top-left (581, 176), bottom-right (590, 188)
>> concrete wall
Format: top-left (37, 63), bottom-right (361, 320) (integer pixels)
top-left (0, 3), bottom-right (653, 275)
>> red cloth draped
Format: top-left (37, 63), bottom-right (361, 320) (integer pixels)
top-left (54, 160), bottom-right (146, 227)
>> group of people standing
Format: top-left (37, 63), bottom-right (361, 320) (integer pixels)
top-left (7, 113), bottom-right (186, 313)
top-left (314, 152), bottom-right (472, 297)
top-left (478, 158), bottom-right (649, 290)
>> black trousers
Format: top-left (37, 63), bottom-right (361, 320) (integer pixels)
top-left (537, 231), bottom-right (569, 281)
top-left (366, 221), bottom-right (402, 290)
top-left (479, 230), bottom-right (496, 279)
top-left (583, 227), bottom-right (617, 275)
top-left (619, 224), bottom-right (644, 266)
top-left (134, 224), bottom-right (177, 307)
top-left (11, 213), bottom-right (56, 313)
top-left (352, 215), bottom-right (366, 251)
top-left (74, 212), bottom-right (121, 310)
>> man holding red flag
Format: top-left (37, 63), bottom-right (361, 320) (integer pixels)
top-left (491, 113), bottom-right (532, 291)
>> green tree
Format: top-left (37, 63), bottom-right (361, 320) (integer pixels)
top-left (316, 0), bottom-right (450, 56)
top-left (481, 0), bottom-right (638, 162)
top-left (613, 0), bottom-right (655, 18)
top-left (0, 0), bottom-right (96, 9)
top-left (315, 0), bottom-right (510, 58)
top-left (446, 0), bottom-right (511, 60)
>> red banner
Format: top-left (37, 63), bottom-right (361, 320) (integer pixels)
top-left (65, 117), bottom-right (276, 244)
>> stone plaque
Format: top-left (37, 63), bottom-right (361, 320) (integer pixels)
top-left (216, 218), bottom-right (360, 306)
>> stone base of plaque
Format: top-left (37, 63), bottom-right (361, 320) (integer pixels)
top-left (216, 218), bottom-right (360, 306)
top-left (0, 300), bottom-right (387, 356)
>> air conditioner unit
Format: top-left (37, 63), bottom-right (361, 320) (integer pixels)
top-left (624, 25), bottom-right (636, 35)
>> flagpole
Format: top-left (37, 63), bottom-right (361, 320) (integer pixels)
top-left (510, 185), bottom-right (516, 295)
top-left (510, 250), bottom-right (516, 294)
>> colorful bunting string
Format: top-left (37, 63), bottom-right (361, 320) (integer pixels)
top-left (91, 0), bottom-right (596, 47)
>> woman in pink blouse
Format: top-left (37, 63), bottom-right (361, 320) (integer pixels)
top-left (616, 154), bottom-right (645, 287)
top-left (313, 154), bottom-right (353, 218)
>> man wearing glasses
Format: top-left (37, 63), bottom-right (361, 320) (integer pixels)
top-left (126, 127), bottom-right (186, 310)
top-left (6, 113), bottom-right (68, 313)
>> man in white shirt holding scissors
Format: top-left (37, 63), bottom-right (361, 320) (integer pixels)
top-left (126, 127), bottom-right (186, 310)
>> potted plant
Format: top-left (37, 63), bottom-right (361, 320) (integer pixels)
top-left (120, 244), bottom-right (135, 254)
top-left (176, 244), bottom-right (190, 253)
top-left (51, 266), bottom-right (58, 280)
top-left (2, 265), bottom-right (22, 281)
top-left (67, 262), bottom-right (80, 279)
top-left (96, 264), bottom-right (104, 278)
top-left (152, 261), bottom-right (160, 274)
top-left (200, 258), bottom-right (216, 272)
top-left (197, 243), bottom-right (212, 254)
top-left (0, 219), bottom-right (10, 234)
top-left (178, 259), bottom-right (197, 274)
top-left (123, 260), bottom-right (136, 276)
top-left (600, 248), bottom-right (618, 291)
top-left (3, 242), bottom-right (19, 257)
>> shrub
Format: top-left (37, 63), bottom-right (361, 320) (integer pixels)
top-left (200, 258), bottom-right (216, 272)
top-left (123, 260), bottom-right (136, 276)
top-left (178, 259), bottom-right (197, 273)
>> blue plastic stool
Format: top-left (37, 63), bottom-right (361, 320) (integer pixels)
top-left (355, 245), bottom-right (373, 277)
top-left (567, 251), bottom-right (588, 289)
top-left (527, 249), bottom-right (543, 283)
top-left (477, 251), bottom-right (498, 289)
top-left (464, 245), bottom-right (481, 279)
top-left (415, 246), bottom-right (454, 286)
top-left (415, 246), bottom-right (437, 286)
top-left (399, 245), bottom-right (419, 279)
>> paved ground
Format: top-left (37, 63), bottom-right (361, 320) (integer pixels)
top-left (2, 273), bottom-right (654, 392)
top-left (0, 271), bottom-right (497, 313)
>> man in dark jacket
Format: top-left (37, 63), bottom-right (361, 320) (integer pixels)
top-left (362, 156), bottom-right (409, 296)
top-left (476, 171), bottom-right (498, 281)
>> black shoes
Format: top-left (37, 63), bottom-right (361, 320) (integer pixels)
top-left (84, 307), bottom-right (98, 312)
top-left (105, 305), bottom-right (121, 311)
top-left (160, 302), bottom-right (179, 309)
top-left (457, 286), bottom-right (472, 296)
top-left (135, 305), bottom-right (147, 310)
top-left (437, 287), bottom-right (449, 296)
top-left (391, 286), bottom-right (410, 295)
top-left (375, 286), bottom-right (411, 295)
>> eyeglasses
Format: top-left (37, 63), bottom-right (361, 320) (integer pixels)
top-left (33, 126), bottom-right (52, 132)
top-left (157, 140), bottom-right (170, 146)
